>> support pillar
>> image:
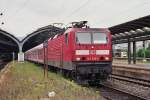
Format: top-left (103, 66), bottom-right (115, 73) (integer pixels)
top-left (12, 52), bottom-right (15, 63)
top-left (18, 43), bottom-right (24, 61)
top-left (133, 41), bottom-right (136, 64)
top-left (128, 39), bottom-right (131, 64)
top-left (112, 44), bottom-right (115, 57)
top-left (143, 41), bottom-right (147, 62)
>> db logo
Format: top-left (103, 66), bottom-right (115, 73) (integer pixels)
top-left (90, 50), bottom-right (96, 55)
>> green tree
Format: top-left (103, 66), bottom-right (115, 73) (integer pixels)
top-left (137, 49), bottom-right (144, 57)
top-left (137, 48), bottom-right (150, 58)
top-left (145, 49), bottom-right (150, 58)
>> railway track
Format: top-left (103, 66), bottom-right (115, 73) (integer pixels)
top-left (100, 83), bottom-right (146, 100)
top-left (110, 74), bottom-right (150, 87)
top-left (99, 74), bottom-right (150, 100)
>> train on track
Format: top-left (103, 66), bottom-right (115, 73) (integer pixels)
top-left (25, 21), bottom-right (112, 84)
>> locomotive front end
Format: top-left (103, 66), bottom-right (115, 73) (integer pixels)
top-left (73, 29), bottom-right (112, 83)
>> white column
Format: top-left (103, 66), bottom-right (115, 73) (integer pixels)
top-left (18, 43), bottom-right (24, 61)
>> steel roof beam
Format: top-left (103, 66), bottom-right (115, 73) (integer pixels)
top-left (112, 31), bottom-right (150, 41)
top-left (143, 27), bottom-right (150, 32)
top-left (136, 29), bottom-right (144, 33)
top-left (109, 15), bottom-right (150, 35)
top-left (0, 39), bottom-right (16, 46)
top-left (119, 33), bottom-right (126, 36)
top-left (110, 26), bottom-right (136, 35)
top-left (112, 35), bottom-right (150, 44)
top-left (131, 21), bottom-right (150, 28)
top-left (110, 23), bottom-right (144, 34)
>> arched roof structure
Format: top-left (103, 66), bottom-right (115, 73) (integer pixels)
top-left (22, 25), bottom-right (64, 52)
top-left (0, 29), bottom-right (20, 52)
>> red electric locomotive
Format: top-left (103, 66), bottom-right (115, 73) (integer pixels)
top-left (25, 21), bottom-right (112, 84)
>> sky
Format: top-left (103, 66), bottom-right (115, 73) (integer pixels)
top-left (0, 0), bottom-right (150, 38)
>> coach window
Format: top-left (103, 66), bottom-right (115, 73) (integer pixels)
top-left (65, 33), bottom-right (68, 45)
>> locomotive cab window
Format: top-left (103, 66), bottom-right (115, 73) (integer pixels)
top-left (76, 32), bottom-right (107, 44)
top-left (76, 32), bottom-right (91, 44)
top-left (93, 33), bottom-right (107, 44)
top-left (65, 33), bottom-right (69, 45)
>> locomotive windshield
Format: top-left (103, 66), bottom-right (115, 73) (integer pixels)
top-left (76, 32), bottom-right (91, 44)
top-left (93, 32), bottom-right (107, 44)
top-left (76, 32), bottom-right (107, 44)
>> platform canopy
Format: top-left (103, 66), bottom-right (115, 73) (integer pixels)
top-left (109, 15), bottom-right (150, 44)
top-left (0, 29), bottom-right (19, 53)
top-left (22, 25), bottom-right (64, 52)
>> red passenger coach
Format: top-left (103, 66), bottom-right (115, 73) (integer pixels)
top-left (25, 21), bottom-right (112, 84)
top-left (25, 44), bottom-right (44, 63)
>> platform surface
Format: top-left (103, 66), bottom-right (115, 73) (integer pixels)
top-left (113, 61), bottom-right (150, 70)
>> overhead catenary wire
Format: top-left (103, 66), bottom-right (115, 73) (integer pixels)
top-left (62, 0), bottom-right (91, 23)
top-left (66, 0), bottom-right (91, 17)
top-left (13, 0), bottom-right (31, 15)
top-left (96, 0), bottom-right (150, 25)
top-left (61, 0), bottom-right (150, 27)
top-left (2, 0), bottom-right (31, 24)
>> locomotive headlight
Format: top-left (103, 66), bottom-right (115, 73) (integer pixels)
top-left (105, 57), bottom-right (109, 60)
top-left (76, 57), bottom-right (81, 61)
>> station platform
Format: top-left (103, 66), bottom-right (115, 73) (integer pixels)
top-left (113, 63), bottom-right (150, 70)
top-left (112, 62), bottom-right (150, 81)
